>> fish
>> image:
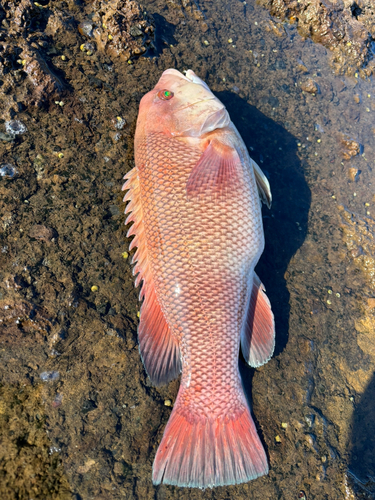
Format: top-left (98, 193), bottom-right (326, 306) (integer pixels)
top-left (122, 68), bottom-right (275, 489)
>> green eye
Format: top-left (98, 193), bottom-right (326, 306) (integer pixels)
top-left (158, 89), bottom-right (174, 100)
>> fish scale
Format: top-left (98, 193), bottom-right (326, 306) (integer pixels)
top-left (137, 131), bottom-right (261, 417)
top-left (123, 68), bottom-right (275, 488)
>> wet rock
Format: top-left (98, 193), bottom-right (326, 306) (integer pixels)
top-left (77, 458), bottom-right (97, 474)
top-left (0, 132), bottom-right (14, 142)
top-left (340, 207), bottom-right (375, 291)
top-left (165, 0), bottom-right (206, 27)
top-left (258, 0), bottom-right (375, 75)
top-left (340, 135), bottom-right (361, 160)
top-left (301, 79), bottom-right (319, 94)
top-left (0, 299), bottom-right (52, 344)
top-left (20, 46), bottom-right (64, 105)
top-left (5, 119), bottom-right (27, 136)
top-left (0, 384), bottom-right (73, 497)
top-left (347, 167), bottom-right (360, 182)
top-left (0, 1), bottom-right (76, 117)
top-left (44, 10), bottom-right (73, 38)
top-left (81, 399), bottom-right (98, 414)
top-left (350, 246), bottom-right (363, 258)
top-left (266, 19), bottom-right (285, 37)
top-left (40, 371), bottom-right (60, 382)
top-left (275, 58), bottom-right (286, 70)
top-left (109, 204), bottom-right (120, 216)
top-left (343, 105), bottom-right (360, 123)
top-left (296, 59), bottom-right (309, 73)
top-left (78, 20), bottom-right (94, 38)
top-left (9, 0), bottom-right (38, 36)
top-left (79, 0), bottom-right (155, 62)
top-left (28, 224), bottom-right (57, 242)
top-left (0, 163), bottom-right (17, 178)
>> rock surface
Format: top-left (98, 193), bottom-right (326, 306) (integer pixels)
top-left (259, 0), bottom-right (375, 76)
top-left (0, 0), bottom-right (155, 119)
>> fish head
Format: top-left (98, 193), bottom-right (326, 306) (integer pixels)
top-left (139, 69), bottom-right (230, 137)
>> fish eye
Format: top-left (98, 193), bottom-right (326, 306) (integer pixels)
top-left (158, 89), bottom-right (174, 100)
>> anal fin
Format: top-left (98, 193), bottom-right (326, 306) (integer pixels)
top-left (241, 273), bottom-right (275, 367)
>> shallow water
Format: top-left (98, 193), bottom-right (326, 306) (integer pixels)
top-left (1, 0), bottom-right (375, 498)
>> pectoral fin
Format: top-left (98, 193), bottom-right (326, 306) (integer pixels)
top-left (251, 158), bottom-right (272, 208)
top-left (241, 273), bottom-right (275, 367)
top-left (186, 139), bottom-right (242, 201)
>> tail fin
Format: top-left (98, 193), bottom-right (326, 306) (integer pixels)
top-left (153, 405), bottom-right (268, 488)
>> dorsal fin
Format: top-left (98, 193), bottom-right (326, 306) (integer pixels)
top-left (122, 169), bottom-right (181, 385)
top-left (251, 158), bottom-right (272, 208)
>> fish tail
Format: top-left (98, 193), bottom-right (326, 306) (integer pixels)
top-left (152, 402), bottom-right (268, 488)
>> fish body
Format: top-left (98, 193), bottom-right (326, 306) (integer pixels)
top-left (123, 69), bottom-right (275, 488)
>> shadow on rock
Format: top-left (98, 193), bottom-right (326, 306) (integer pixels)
top-left (216, 91), bottom-right (311, 360)
top-left (348, 372), bottom-right (375, 495)
top-left (148, 12), bottom-right (177, 57)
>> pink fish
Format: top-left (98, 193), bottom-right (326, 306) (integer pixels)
top-left (122, 69), bottom-right (275, 488)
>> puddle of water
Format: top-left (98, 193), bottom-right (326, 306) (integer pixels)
top-left (1, 0), bottom-right (375, 498)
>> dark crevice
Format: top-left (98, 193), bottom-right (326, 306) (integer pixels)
top-left (351, 2), bottom-right (362, 19)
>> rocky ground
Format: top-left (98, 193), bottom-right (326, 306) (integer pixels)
top-left (1, 0), bottom-right (375, 499)
top-left (258, 0), bottom-right (375, 76)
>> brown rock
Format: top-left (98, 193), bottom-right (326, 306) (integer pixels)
top-left (296, 59), bottom-right (309, 73)
top-left (347, 167), bottom-right (359, 182)
top-left (350, 247), bottom-right (363, 258)
top-left (28, 224), bottom-right (57, 242)
top-left (0, 299), bottom-right (52, 345)
top-left (20, 47), bottom-right (64, 105)
top-left (78, 20), bottom-right (94, 38)
top-left (87, 0), bottom-right (154, 62)
top-left (301, 79), bottom-right (319, 94)
top-left (343, 105), bottom-right (360, 123)
top-left (258, 0), bottom-right (375, 75)
top-left (340, 135), bottom-right (361, 160)
top-left (10, 0), bottom-right (37, 36)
